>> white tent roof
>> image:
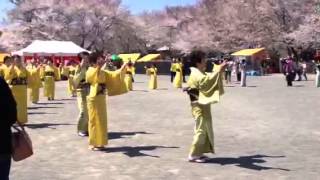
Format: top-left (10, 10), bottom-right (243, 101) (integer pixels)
top-left (157, 46), bottom-right (170, 51)
top-left (12, 40), bottom-right (90, 56)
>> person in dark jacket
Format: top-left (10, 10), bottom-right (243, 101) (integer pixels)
top-left (284, 57), bottom-right (295, 87)
top-left (0, 77), bottom-right (17, 180)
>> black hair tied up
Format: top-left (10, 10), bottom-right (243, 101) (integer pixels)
top-left (12, 55), bottom-right (21, 60)
top-left (189, 50), bottom-right (206, 68)
top-left (78, 51), bottom-right (90, 60)
top-left (89, 52), bottom-right (103, 64)
top-left (3, 56), bottom-right (11, 63)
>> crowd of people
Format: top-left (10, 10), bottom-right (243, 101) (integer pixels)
top-left (2, 50), bottom-right (219, 179)
top-left (280, 56), bottom-right (320, 87)
top-left (1, 49), bottom-right (320, 179)
top-left (210, 58), bottom-right (248, 87)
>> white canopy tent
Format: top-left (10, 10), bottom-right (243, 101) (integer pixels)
top-left (157, 46), bottom-right (170, 52)
top-left (12, 40), bottom-right (90, 56)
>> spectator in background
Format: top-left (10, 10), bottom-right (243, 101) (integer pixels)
top-left (301, 60), bottom-right (308, 81)
top-left (0, 77), bottom-right (17, 180)
top-left (240, 59), bottom-right (247, 87)
top-left (296, 60), bottom-right (303, 81)
top-left (284, 56), bottom-right (295, 87)
top-left (260, 59), bottom-right (268, 76)
top-left (224, 58), bottom-right (232, 84)
top-left (234, 60), bottom-right (241, 82)
top-left (314, 60), bottom-right (320, 87)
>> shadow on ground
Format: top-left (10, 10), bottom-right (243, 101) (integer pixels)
top-left (28, 112), bottom-right (56, 115)
top-left (36, 102), bottom-right (65, 105)
top-left (28, 106), bottom-right (62, 110)
top-left (132, 90), bottom-right (149, 92)
top-left (156, 88), bottom-right (169, 91)
top-left (109, 131), bottom-right (152, 140)
top-left (25, 123), bottom-right (75, 129)
top-left (54, 98), bottom-right (76, 101)
top-left (206, 154), bottom-right (290, 171)
top-left (104, 146), bottom-right (179, 158)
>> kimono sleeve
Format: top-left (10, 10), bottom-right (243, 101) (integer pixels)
top-left (132, 67), bottom-right (136, 75)
top-left (0, 68), bottom-right (3, 77)
top-left (105, 69), bottom-right (128, 96)
top-left (61, 67), bottom-right (69, 77)
top-left (86, 67), bottom-right (98, 84)
top-left (171, 63), bottom-right (177, 72)
top-left (4, 66), bottom-right (15, 84)
top-left (54, 67), bottom-right (60, 81)
top-left (197, 67), bottom-right (225, 105)
top-left (146, 68), bottom-right (151, 75)
top-left (26, 69), bottom-right (34, 88)
top-left (86, 67), bottom-right (100, 98)
top-left (73, 68), bottom-right (86, 88)
top-left (39, 67), bottom-right (45, 80)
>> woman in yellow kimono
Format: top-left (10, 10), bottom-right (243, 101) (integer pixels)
top-left (26, 59), bottom-right (42, 104)
top-left (64, 61), bottom-right (77, 97)
top-left (73, 52), bottom-right (90, 137)
top-left (146, 64), bottom-right (158, 90)
top-left (0, 56), bottom-right (12, 78)
top-left (124, 61), bottom-right (135, 91)
top-left (86, 52), bottom-right (128, 151)
top-left (58, 63), bottom-right (65, 80)
top-left (173, 60), bottom-right (183, 88)
top-left (185, 50), bottom-right (226, 163)
top-left (4, 55), bottom-right (32, 124)
top-left (170, 59), bottom-right (177, 82)
top-left (42, 59), bottom-right (60, 101)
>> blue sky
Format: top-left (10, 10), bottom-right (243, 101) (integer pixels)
top-left (0, 0), bottom-right (14, 22)
top-left (122, 0), bottom-right (197, 14)
top-left (0, 0), bottom-right (197, 22)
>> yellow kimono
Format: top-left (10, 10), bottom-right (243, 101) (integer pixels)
top-left (0, 64), bottom-right (8, 78)
top-left (4, 66), bottom-right (31, 124)
top-left (66, 66), bottom-right (77, 96)
top-left (124, 66), bottom-right (135, 91)
top-left (0, 65), bottom-right (4, 78)
top-left (212, 64), bottom-right (221, 72)
top-left (212, 64), bottom-right (224, 80)
top-left (86, 67), bottom-right (128, 147)
top-left (146, 67), bottom-right (157, 89)
top-left (73, 66), bottom-right (89, 133)
top-left (187, 67), bottom-right (224, 156)
top-left (59, 66), bottom-right (69, 80)
top-left (42, 65), bottom-right (60, 100)
top-left (26, 65), bottom-right (42, 103)
top-left (170, 63), bottom-right (176, 72)
top-left (173, 63), bottom-right (183, 88)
